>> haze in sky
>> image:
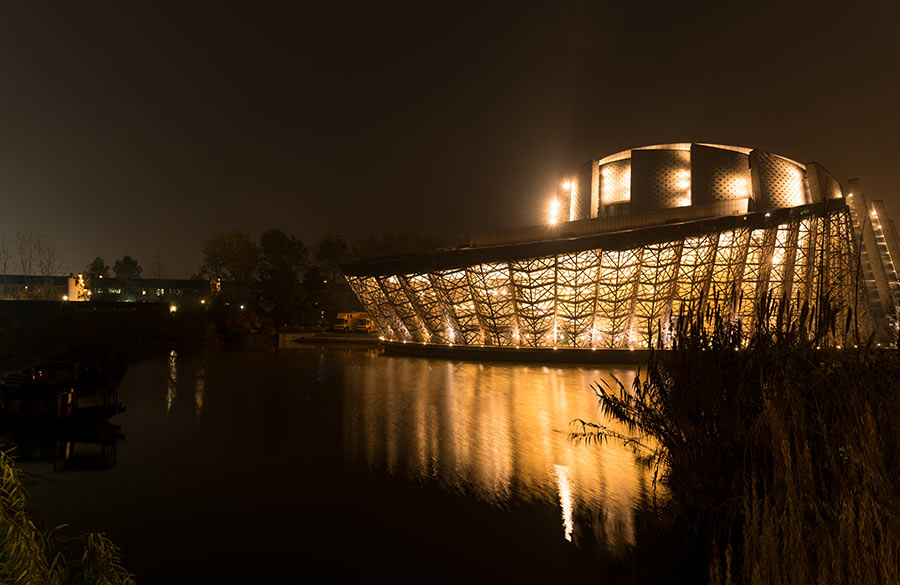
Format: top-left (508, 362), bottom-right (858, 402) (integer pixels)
top-left (0, 2), bottom-right (897, 276)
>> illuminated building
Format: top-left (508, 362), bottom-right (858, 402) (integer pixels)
top-left (343, 143), bottom-right (897, 353)
top-left (846, 180), bottom-right (900, 339)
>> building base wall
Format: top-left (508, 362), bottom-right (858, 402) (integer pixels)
top-left (381, 340), bottom-right (649, 364)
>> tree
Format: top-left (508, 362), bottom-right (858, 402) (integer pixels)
top-left (84, 257), bottom-right (110, 294)
top-left (113, 256), bottom-right (143, 280)
top-left (314, 234), bottom-right (351, 282)
top-left (151, 250), bottom-right (166, 281)
top-left (351, 231), bottom-right (446, 260)
top-left (0, 232), bottom-right (11, 275)
top-left (310, 234), bottom-right (359, 318)
top-left (35, 233), bottom-right (61, 278)
top-left (258, 229), bottom-right (308, 325)
top-left (259, 229), bottom-right (307, 280)
top-left (150, 250), bottom-right (166, 299)
top-left (14, 232), bottom-right (38, 298)
top-left (16, 232), bottom-right (36, 281)
top-left (199, 238), bottom-right (226, 281)
top-left (0, 232), bottom-right (10, 298)
top-left (199, 231), bottom-right (258, 301)
top-left (112, 256), bottom-right (142, 300)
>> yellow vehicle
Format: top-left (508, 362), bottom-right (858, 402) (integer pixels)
top-left (333, 312), bottom-right (369, 332)
top-left (353, 315), bottom-right (376, 333)
top-left (332, 313), bottom-right (351, 332)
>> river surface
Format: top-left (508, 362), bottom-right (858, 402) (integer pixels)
top-left (18, 345), bottom-right (686, 583)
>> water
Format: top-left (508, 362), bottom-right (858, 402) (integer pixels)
top-left (19, 345), bottom-right (672, 583)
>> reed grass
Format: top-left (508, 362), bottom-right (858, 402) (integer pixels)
top-left (573, 297), bottom-right (900, 585)
top-left (0, 449), bottom-right (135, 585)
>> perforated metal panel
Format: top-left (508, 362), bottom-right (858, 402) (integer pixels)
top-left (806, 162), bottom-right (843, 202)
top-left (510, 256), bottom-right (556, 347)
top-left (467, 262), bottom-right (516, 346)
top-left (632, 242), bottom-right (680, 344)
top-left (378, 274), bottom-right (428, 342)
top-left (630, 149), bottom-right (692, 211)
top-left (346, 275), bottom-right (409, 340)
top-left (599, 159), bottom-right (631, 205)
top-left (750, 150), bottom-right (808, 211)
top-left (557, 250), bottom-right (604, 347)
top-left (348, 206), bottom-right (866, 349)
top-left (402, 273), bottom-right (454, 344)
top-left (690, 143), bottom-right (751, 205)
top-left (430, 268), bottom-right (482, 345)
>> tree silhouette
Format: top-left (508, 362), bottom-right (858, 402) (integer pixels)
top-left (199, 231), bottom-right (258, 301)
top-left (258, 228), bottom-right (308, 325)
top-left (84, 256), bottom-right (110, 295)
top-left (113, 256), bottom-right (143, 280)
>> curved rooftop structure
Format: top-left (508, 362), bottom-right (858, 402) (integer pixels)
top-left (560, 142), bottom-right (838, 224)
top-left (342, 143), bottom-right (889, 354)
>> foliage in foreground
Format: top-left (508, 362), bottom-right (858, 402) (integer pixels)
top-left (572, 301), bottom-right (900, 585)
top-left (0, 450), bottom-right (135, 585)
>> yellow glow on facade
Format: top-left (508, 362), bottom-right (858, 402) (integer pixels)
top-left (345, 144), bottom-right (880, 349)
top-left (347, 205), bottom-right (863, 350)
top-left (783, 165), bottom-right (806, 207)
top-left (676, 169), bottom-right (691, 191)
top-left (732, 177), bottom-right (749, 198)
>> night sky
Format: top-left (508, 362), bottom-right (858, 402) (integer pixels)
top-left (1, 2), bottom-right (898, 277)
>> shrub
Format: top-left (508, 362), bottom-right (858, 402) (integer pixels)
top-left (0, 450), bottom-right (135, 585)
top-left (572, 299), bottom-right (900, 585)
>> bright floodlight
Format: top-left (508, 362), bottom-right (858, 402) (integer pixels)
top-left (548, 198), bottom-right (560, 225)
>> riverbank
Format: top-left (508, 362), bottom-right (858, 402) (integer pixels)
top-left (0, 301), bottom-right (218, 374)
top-left (277, 330), bottom-right (379, 345)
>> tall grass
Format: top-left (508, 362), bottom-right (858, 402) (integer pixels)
top-left (0, 450), bottom-right (135, 585)
top-left (573, 298), bottom-right (900, 585)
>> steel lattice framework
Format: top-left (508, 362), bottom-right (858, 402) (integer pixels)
top-left (345, 204), bottom-right (871, 350)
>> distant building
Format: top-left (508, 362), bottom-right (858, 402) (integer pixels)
top-left (342, 143), bottom-right (899, 351)
top-left (0, 274), bottom-right (213, 307)
top-left (0, 275), bottom-right (80, 302)
top-left (86, 277), bottom-right (212, 305)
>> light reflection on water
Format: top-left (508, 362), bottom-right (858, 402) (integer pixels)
top-left (340, 354), bottom-right (651, 552)
top-left (194, 361), bottom-right (205, 418)
top-left (166, 349), bottom-right (177, 415)
top-left (21, 347), bottom-right (672, 583)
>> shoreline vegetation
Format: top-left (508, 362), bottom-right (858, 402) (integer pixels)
top-left (0, 450), bottom-right (135, 585)
top-left (572, 299), bottom-right (900, 585)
